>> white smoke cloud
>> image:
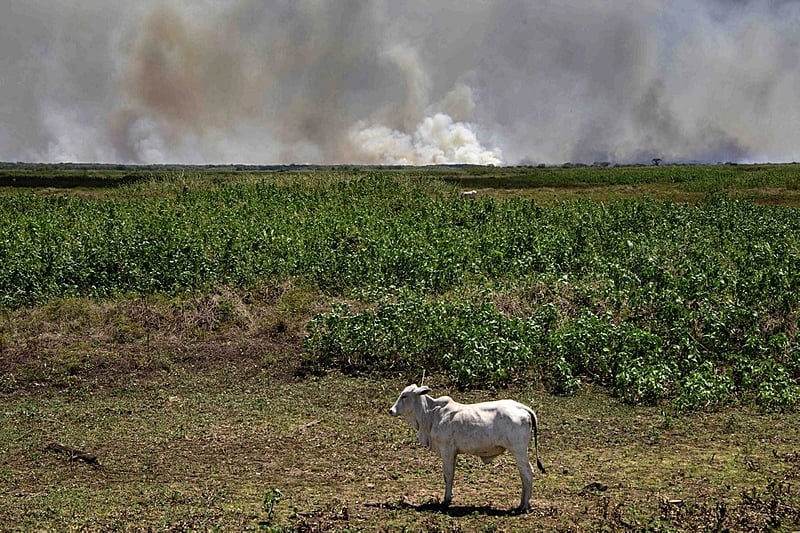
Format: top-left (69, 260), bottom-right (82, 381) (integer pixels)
top-left (351, 113), bottom-right (502, 166)
top-left (1, 0), bottom-right (800, 165)
top-left (350, 42), bottom-right (500, 165)
top-left (416, 113), bottom-right (502, 166)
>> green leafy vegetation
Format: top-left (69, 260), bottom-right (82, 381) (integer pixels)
top-left (1, 166), bottom-right (799, 411)
top-left (304, 295), bottom-right (557, 389)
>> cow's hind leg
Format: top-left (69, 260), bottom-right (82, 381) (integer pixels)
top-left (440, 448), bottom-right (457, 507)
top-left (512, 449), bottom-right (533, 513)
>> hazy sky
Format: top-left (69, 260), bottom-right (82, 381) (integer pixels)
top-left (1, 0), bottom-right (799, 165)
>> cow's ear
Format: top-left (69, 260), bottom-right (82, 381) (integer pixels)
top-left (416, 386), bottom-right (431, 396)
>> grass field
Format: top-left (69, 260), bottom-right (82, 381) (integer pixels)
top-left (1, 164), bottom-right (799, 531)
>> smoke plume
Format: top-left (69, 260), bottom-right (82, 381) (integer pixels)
top-left (1, 0), bottom-right (799, 165)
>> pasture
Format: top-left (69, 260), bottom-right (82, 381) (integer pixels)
top-left (1, 164), bottom-right (799, 530)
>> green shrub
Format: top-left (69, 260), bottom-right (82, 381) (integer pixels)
top-left (303, 295), bottom-right (557, 389)
top-left (675, 361), bottom-right (735, 410)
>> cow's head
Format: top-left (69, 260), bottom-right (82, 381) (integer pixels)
top-left (389, 384), bottom-right (431, 417)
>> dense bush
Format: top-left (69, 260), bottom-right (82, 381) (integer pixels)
top-left (303, 293), bottom-right (799, 410)
top-left (303, 294), bottom-right (557, 389)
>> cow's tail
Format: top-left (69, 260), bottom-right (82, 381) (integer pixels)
top-left (527, 407), bottom-right (546, 474)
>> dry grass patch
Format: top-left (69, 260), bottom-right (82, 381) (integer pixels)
top-left (0, 282), bottom-right (327, 394)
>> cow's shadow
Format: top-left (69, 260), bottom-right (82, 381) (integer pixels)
top-left (392, 500), bottom-right (521, 517)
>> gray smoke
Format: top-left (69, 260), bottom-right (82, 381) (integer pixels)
top-left (1, 0), bottom-right (799, 165)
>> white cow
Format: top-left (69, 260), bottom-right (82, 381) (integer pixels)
top-left (460, 190), bottom-right (478, 199)
top-left (389, 384), bottom-right (545, 512)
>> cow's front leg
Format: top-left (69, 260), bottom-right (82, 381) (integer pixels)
top-left (440, 447), bottom-right (457, 507)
